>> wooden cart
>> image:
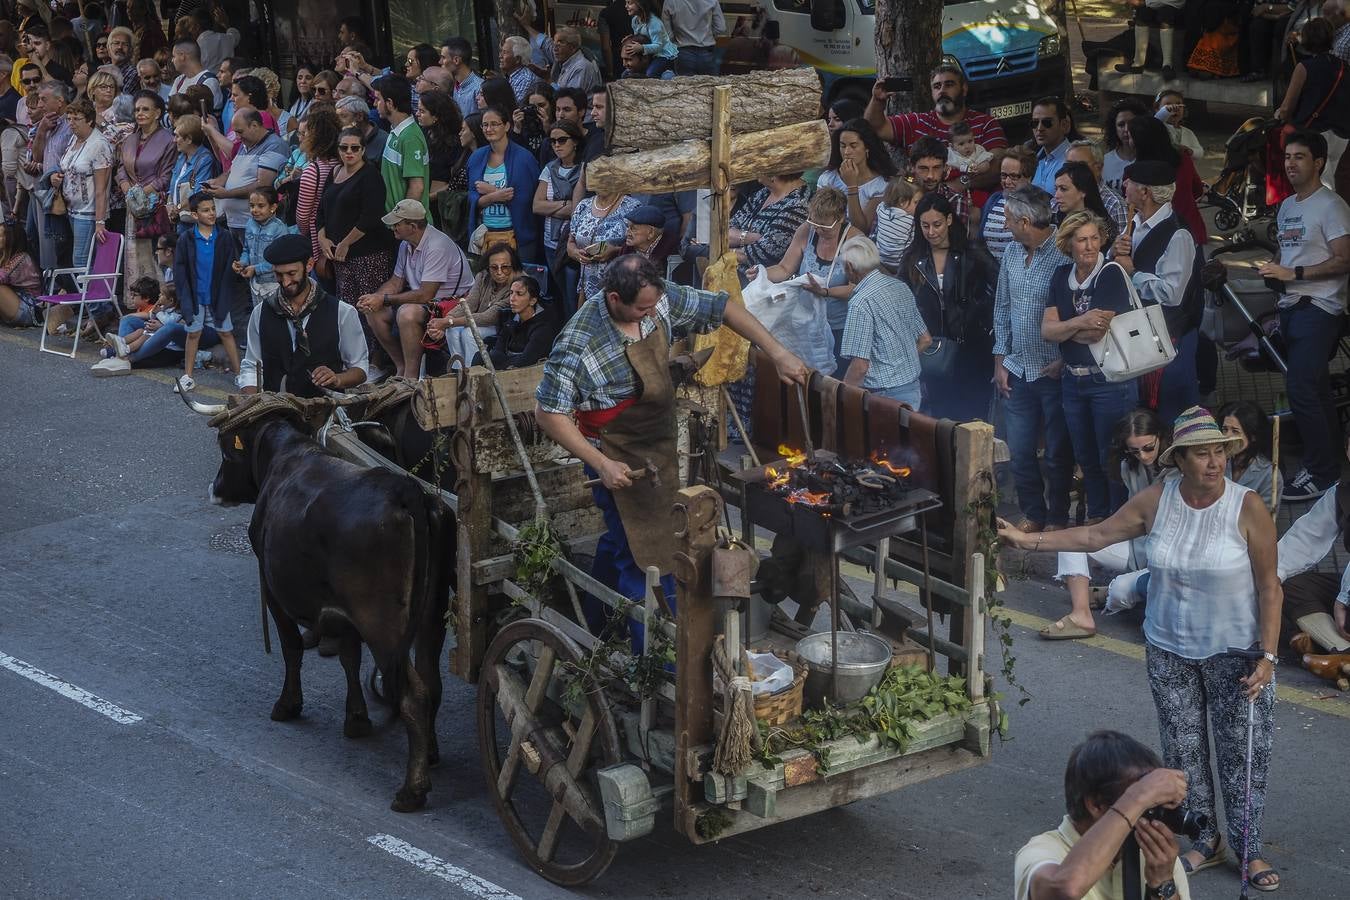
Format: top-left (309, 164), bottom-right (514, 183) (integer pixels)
top-left (322, 362), bottom-right (999, 887)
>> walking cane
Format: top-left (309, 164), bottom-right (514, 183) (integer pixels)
top-left (1226, 645), bottom-right (1265, 900)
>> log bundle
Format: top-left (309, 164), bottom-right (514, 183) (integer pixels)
top-left (605, 67), bottom-right (823, 151)
top-left (586, 119), bottom-right (831, 196)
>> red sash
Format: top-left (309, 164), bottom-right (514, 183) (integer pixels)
top-left (575, 399), bottom-right (636, 439)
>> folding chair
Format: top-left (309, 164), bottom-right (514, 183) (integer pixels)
top-left (37, 231), bottom-right (125, 358)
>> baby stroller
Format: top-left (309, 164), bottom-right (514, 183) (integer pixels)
top-left (1206, 117), bottom-right (1288, 257)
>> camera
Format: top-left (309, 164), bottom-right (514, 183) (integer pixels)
top-left (1142, 805), bottom-right (1208, 839)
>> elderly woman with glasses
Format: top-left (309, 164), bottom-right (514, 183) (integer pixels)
top-left (999, 406), bottom-right (1283, 891)
top-left (426, 241), bottom-right (520, 366)
top-left (316, 125), bottom-right (395, 307)
top-left (980, 146), bottom-right (1035, 262)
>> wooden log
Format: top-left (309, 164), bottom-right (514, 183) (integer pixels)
top-left (606, 67), bottom-right (823, 151)
top-left (587, 120), bottom-right (830, 196)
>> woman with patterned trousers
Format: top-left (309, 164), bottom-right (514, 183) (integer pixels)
top-left (998, 406), bottom-right (1284, 892)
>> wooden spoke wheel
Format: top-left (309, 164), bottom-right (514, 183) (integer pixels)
top-left (477, 618), bottom-right (621, 886)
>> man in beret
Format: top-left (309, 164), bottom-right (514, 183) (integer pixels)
top-left (1111, 159), bottom-right (1201, 422)
top-left (237, 233), bottom-right (370, 397)
top-left (620, 204), bottom-right (679, 263)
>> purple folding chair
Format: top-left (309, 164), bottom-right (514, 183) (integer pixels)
top-left (37, 231), bottom-right (125, 358)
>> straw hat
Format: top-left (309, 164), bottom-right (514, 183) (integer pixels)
top-left (1158, 406), bottom-right (1245, 466)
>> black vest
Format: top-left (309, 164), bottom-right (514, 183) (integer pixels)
top-left (257, 290), bottom-right (342, 398)
top-left (1131, 212), bottom-right (1203, 336)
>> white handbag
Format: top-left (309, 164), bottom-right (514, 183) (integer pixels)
top-left (1089, 262), bottom-right (1176, 382)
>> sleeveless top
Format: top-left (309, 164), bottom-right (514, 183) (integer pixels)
top-left (780, 226), bottom-right (847, 372)
top-left (1144, 477), bottom-right (1258, 659)
top-left (800, 224), bottom-right (852, 332)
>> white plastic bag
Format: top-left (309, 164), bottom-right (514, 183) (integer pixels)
top-left (741, 267), bottom-right (799, 334)
top-left (742, 269), bottom-right (835, 373)
top-left (747, 651), bottom-right (795, 697)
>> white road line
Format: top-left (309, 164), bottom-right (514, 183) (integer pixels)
top-left (0, 652), bottom-right (143, 725)
top-left (367, 833), bottom-right (524, 899)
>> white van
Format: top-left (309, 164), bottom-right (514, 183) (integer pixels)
top-left (549, 0), bottom-right (1069, 122)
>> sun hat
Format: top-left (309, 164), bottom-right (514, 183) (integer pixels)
top-left (1158, 406), bottom-right (1245, 466)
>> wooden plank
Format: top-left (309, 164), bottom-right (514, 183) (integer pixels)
top-left (683, 744), bottom-right (987, 842)
top-left (710, 85), bottom-right (732, 262)
top-left (492, 464), bottom-right (593, 522)
top-left (453, 375), bottom-right (497, 682)
top-left (950, 421), bottom-right (994, 679)
top-left (968, 553), bottom-right (987, 702)
top-left (472, 421), bottom-right (570, 473)
top-left (471, 553), bottom-right (516, 586)
top-left (672, 486), bottom-right (723, 841)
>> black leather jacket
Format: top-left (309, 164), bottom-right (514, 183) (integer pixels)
top-left (902, 243), bottom-right (998, 345)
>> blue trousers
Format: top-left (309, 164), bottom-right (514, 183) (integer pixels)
top-left (676, 45), bottom-right (718, 75)
top-left (1156, 328), bottom-right (1200, 425)
top-left (1281, 304), bottom-right (1344, 482)
top-left (584, 464), bottom-right (676, 650)
top-left (1006, 372), bottom-right (1074, 526)
top-left (1062, 371), bottom-right (1138, 518)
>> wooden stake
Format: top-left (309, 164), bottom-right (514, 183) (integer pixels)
top-left (709, 86), bottom-right (733, 262)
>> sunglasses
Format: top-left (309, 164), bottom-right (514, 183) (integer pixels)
top-left (1030, 116), bottom-right (1059, 130)
top-left (549, 135), bottom-right (571, 144)
top-left (1125, 441), bottom-right (1159, 457)
top-left (338, 144), bottom-right (362, 152)
top-left (21, 77), bottom-right (40, 86)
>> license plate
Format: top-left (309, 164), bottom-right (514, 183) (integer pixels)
top-left (990, 101), bottom-right (1032, 119)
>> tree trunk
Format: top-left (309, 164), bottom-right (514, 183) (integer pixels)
top-left (586, 120), bottom-right (831, 195)
top-left (605, 68), bottom-right (823, 151)
top-left (873, 0), bottom-right (944, 116)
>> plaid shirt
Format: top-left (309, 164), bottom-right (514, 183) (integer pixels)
top-left (840, 270), bottom-right (927, 390)
top-left (1100, 182), bottom-right (1128, 239)
top-left (1336, 23), bottom-right (1350, 62)
top-left (537, 280), bottom-right (728, 414)
top-left (993, 231), bottom-right (1069, 381)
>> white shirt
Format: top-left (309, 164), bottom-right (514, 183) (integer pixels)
top-left (1128, 202), bottom-right (1195, 308)
top-left (236, 294), bottom-right (370, 391)
top-left (1275, 184), bottom-right (1350, 315)
top-left (1015, 815), bottom-right (1192, 900)
top-left (197, 28), bottom-right (241, 72)
top-left (1277, 486), bottom-right (1350, 604)
top-left (170, 68), bottom-right (222, 109)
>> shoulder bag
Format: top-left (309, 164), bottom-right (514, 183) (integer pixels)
top-left (1088, 261), bottom-right (1177, 381)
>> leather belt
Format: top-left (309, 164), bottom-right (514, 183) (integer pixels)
top-left (1064, 364), bottom-right (1102, 377)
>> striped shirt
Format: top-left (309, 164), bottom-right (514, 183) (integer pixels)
top-left (993, 231), bottom-right (1069, 381)
top-left (841, 270), bottom-right (927, 390)
top-left (537, 280), bottom-right (727, 414)
top-left (873, 204), bottom-right (915, 270)
top-left (886, 109), bottom-right (1008, 153)
top-left (981, 192), bottom-right (1015, 262)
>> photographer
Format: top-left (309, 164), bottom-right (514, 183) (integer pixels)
top-left (1016, 731), bottom-right (1191, 900)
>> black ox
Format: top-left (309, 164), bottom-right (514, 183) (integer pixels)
top-left (182, 388), bottom-right (452, 812)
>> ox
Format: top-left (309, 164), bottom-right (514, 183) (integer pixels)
top-left (182, 387), bottom-right (452, 812)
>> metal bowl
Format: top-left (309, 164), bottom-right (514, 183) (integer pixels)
top-left (795, 631), bottom-right (892, 707)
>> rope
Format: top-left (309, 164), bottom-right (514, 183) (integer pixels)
top-left (712, 635), bottom-right (761, 775)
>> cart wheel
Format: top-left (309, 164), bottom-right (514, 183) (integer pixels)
top-left (1214, 208), bottom-right (1240, 233)
top-left (477, 618), bottom-right (621, 887)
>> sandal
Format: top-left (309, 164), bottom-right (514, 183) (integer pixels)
top-left (1181, 840), bottom-right (1227, 874)
top-left (1248, 862), bottom-right (1280, 892)
top-left (1038, 616), bottom-right (1096, 641)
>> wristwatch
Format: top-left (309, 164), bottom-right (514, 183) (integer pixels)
top-left (1148, 880), bottom-right (1178, 899)
top-left (1262, 650), bottom-right (1278, 665)
top-left (1295, 265), bottom-right (1305, 280)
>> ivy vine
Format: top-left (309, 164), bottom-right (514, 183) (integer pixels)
top-left (965, 481), bottom-right (1029, 733)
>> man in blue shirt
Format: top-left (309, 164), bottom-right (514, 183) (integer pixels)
top-left (993, 185), bottom-right (1074, 534)
top-left (1031, 98), bottom-right (1072, 195)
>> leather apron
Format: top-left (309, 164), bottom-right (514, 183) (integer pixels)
top-left (597, 320), bottom-right (679, 574)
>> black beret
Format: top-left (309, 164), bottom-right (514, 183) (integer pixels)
top-left (263, 233), bottom-right (313, 266)
top-left (1122, 160), bottom-right (1175, 186)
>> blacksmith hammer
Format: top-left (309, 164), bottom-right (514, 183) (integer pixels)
top-left (583, 457), bottom-right (661, 489)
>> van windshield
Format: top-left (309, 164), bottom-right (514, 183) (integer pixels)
top-left (857, 0), bottom-right (982, 10)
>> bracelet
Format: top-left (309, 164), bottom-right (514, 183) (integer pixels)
top-left (1034, 533), bottom-right (1043, 552)
top-left (1107, 806), bottom-right (1135, 829)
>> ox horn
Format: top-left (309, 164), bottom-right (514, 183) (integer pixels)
top-left (176, 377), bottom-right (226, 416)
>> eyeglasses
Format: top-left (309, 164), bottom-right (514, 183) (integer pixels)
top-left (1031, 116), bottom-right (1059, 130)
top-left (549, 136), bottom-right (571, 144)
top-left (487, 263), bottom-right (513, 272)
top-left (481, 120), bottom-right (505, 129)
top-left (338, 143), bottom-right (362, 152)
top-left (1125, 441), bottom-right (1159, 457)
top-left (999, 171), bottom-right (1025, 181)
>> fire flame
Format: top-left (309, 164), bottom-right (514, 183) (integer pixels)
top-left (785, 489), bottom-right (831, 507)
top-left (764, 465), bottom-right (790, 489)
top-left (870, 451), bottom-right (912, 478)
top-left (777, 444), bottom-right (807, 467)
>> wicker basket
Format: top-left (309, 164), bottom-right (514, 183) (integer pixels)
top-left (750, 648), bottom-right (807, 727)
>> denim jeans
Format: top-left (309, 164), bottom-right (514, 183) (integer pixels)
top-left (1281, 303), bottom-right (1345, 482)
top-left (872, 380), bottom-right (923, 409)
top-left (676, 45), bottom-right (718, 75)
top-left (1005, 373), bottom-right (1074, 526)
top-left (1156, 328), bottom-right (1200, 425)
top-left (1062, 372), bottom-right (1138, 518)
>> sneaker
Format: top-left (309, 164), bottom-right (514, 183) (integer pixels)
top-left (1288, 468), bottom-right (1313, 489)
top-left (106, 333), bottom-right (130, 358)
top-left (90, 357), bottom-right (131, 377)
top-left (1285, 475), bottom-right (1335, 501)
top-left (1115, 63), bottom-right (1144, 74)
top-left (1161, 65), bottom-right (1177, 80)
top-left (173, 375), bottom-right (196, 394)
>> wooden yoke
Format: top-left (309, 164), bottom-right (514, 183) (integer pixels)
top-left (671, 484), bottom-right (722, 839)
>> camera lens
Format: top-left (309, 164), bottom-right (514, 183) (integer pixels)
top-left (1143, 805), bottom-right (1208, 839)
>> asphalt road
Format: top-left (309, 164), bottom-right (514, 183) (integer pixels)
top-left (3, 324), bottom-right (1350, 900)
